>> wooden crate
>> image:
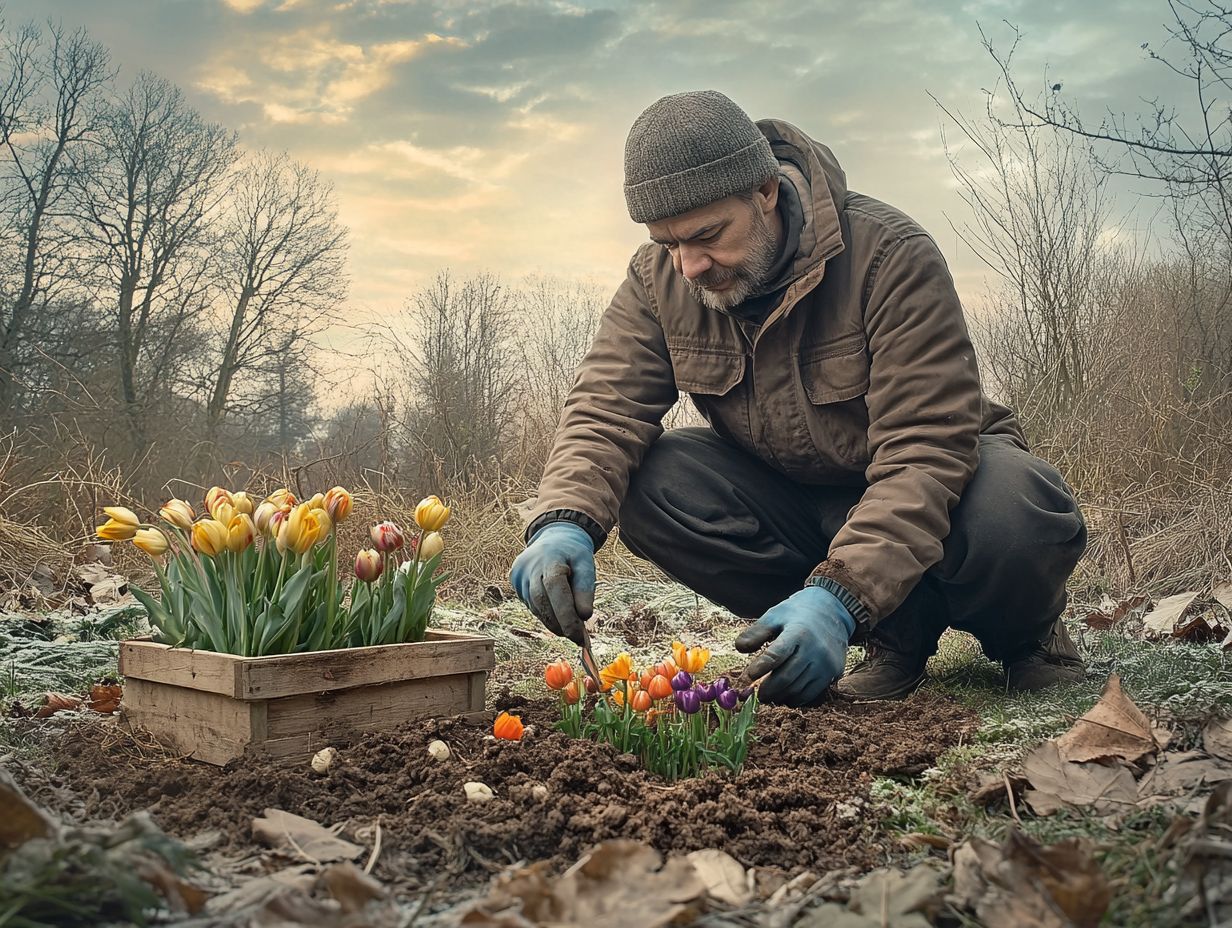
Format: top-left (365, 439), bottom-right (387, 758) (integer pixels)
top-left (117, 630), bottom-right (496, 766)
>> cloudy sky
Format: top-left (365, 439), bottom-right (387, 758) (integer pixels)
top-left (5, 0), bottom-right (1182, 320)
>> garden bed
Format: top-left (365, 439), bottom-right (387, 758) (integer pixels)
top-left (18, 690), bottom-right (976, 890)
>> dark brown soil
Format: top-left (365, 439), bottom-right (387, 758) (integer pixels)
top-left (18, 691), bottom-right (975, 888)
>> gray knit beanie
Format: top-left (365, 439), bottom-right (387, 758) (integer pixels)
top-left (623, 90), bottom-right (778, 224)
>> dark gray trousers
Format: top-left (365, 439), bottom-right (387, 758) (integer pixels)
top-left (617, 428), bottom-right (1087, 662)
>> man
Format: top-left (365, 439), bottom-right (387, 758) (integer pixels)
top-left (511, 90), bottom-right (1087, 705)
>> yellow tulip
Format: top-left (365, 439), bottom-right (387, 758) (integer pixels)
top-left (102, 506), bottom-right (140, 528)
top-left (419, 531), bottom-right (444, 559)
top-left (204, 487), bottom-right (232, 518)
top-left (314, 508), bottom-right (334, 537)
top-left (253, 501), bottom-right (278, 534)
top-left (266, 488), bottom-right (296, 508)
top-left (133, 528), bottom-right (169, 557)
top-left (211, 501), bottom-right (236, 526)
top-left (277, 503), bottom-right (323, 555)
top-left (226, 513), bottom-right (256, 552)
top-left (230, 491), bottom-right (254, 515)
top-left (599, 652), bottom-right (636, 690)
top-left (159, 499), bottom-right (194, 530)
top-left (96, 519), bottom-right (137, 542)
top-left (191, 519), bottom-right (228, 557)
top-left (324, 486), bottom-right (352, 523)
top-left (307, 492), bottom-right (326, 511)
top-left (414, 495), bottom-right (451, 532)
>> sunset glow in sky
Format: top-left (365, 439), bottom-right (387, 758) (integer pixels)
top-left (7, 0), bottom-right (1179, 322)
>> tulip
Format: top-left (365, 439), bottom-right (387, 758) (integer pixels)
top-left (96, 518), bottom-right (137, 542)
top-left (192, 519), bottom-right (228, 557)
top-left (544, 659), bottom-right (574, 691)
top-left (631, 690), bottom-right (653, 713)
top-left (266, 488), bottom-right (296, 508)
top-left (674, 689), bottom-right (702, 715)
top-left (370, 521), bottom-right (404, 552)
top-left (159, 499), bottom-right (194, 530)
top-left (717, 688), bottom-right (740, 711)
top-left (414, 495), bottom-right (451, 532)
top-left (738, 687), bottom-right (755, 702)
top-left (653, 660), bottom-right (678, 679)
top-left (419, 531), bottom-right (444, 560)
top-left (562, 680), bottom-right (581, 705)
top-left (314, 508), bottom-right (334, 537)
top-left (133, 527), bottom-right (169, 557)
top-left (599, 653), bottom-right (635, 690)
top-left (307, 492), bottom-right (326, 510)
top-left (211, 501), bottom-right (236, 527)
top-left (278, 503), bottom-right (322, 555)
top-left (672, 641), bottom-right (711, 674)
top-left (583, 675), bottom-right (600, 695)
top-left (713, 676), bottom-right (731, 694)
top-left (102, 506), bottom-right (140, 528)
top-left (226, 514), bottom-right (256, 552)
top-left (204, 487), bottom-right (232, 518)
top-left (253, 501), bottom-right (279, 534)
top-left (670, 671), bottom-right (693, 691)
top-left (647, 674), bottom-right (673, 700)
top-left (324, 486), bottom-right (353, 522)
top-left (696, 683), bottom-right (717, 702)
top-left (268, 506), bottom-right (290, 538)
top-left (493, 711), bottom-right (524, 741)
top-left (639, 670), bottom-right (656, 690)
top-left (230, 491), bottom-right (254, 515)
top-left (355, 549), bottom-right (383, 582)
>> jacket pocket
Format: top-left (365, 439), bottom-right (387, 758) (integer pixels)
top-left (799, 333), bottom-right (870, 404)
top-left (669, 344), bottom-right (746, 395)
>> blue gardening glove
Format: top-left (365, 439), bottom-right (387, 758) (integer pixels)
top-left (510, 522), bottom-right (596, 645)
top-left (734, 586), bottom-right (856, 707)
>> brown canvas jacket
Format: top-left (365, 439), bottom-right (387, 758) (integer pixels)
top-left (529, 119), bottom-right (1025, 624)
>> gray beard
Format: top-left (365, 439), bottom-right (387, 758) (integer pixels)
top-left (686, 207), bottom-right (779, 312)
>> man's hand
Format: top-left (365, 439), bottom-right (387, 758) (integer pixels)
top-left (510, 522), bottom-right (596, 645)
top-left (734, 587), bottom-right (855, 706)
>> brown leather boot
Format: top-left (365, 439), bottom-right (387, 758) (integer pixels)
top-left (1004, 619), bottom-right (1086, 691)
top-left (832, 642), bottom-right (929, 701)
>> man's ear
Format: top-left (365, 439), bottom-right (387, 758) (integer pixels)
top-left (756, 175), bottom-right (780, 216)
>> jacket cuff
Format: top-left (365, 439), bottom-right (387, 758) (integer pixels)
top-left (525, 509), bottom-right (608, 549)
top-left (806, 559), bottom-right (875, 633)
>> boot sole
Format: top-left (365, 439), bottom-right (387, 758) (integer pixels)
top-left (832, 670), bottom-right (927, 702)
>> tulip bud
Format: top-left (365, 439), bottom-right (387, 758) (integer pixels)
top-left (96, 518), bottom-right (138, 542)
top-left (670, 671), bottom-right (693, 691)
top-left (653, 660), bottom-right (678, 679)
top-left (418, 531), bottom-right (444, 560)
top-left (307, 492), bottom-right (326, 510)
top-left (324, 486), bottom-right (353, 522)
top-left (414, 495), bottom-right (451, 532)
top-left (696, 683), bottom-right (717, 702)
top-left (204, 487), bottom-right (232, 519)
top-left (226, 514), bottom-right (256, 552)
top-left (192, 519), bottom-right (228, 557)
top-left (268, 506), bottom-right (290, 539)
top-left (493, 711), bottom-right (524, 741)
top-left (583, 675), bottom-right (600, 695)
top-left (103, 506), bottom-right (140, 528)
top-left (370, 521), bottom-right (404, 552)
top-left (211, 501), bottom-right (236, 527)
top-left (253, 501), bottom-right (278, 534)
top-left (159, 499), bottom-right (194, 530)
top-left (639, 670), bottom-right (656, 690)
top-left (133, 527), bottom-right (169, 557)
top-left (631, 690), bottom-right (653, 713)
top-left (544, 659), bottom-right (573, 691)
top-left (647, 674), bottom-right (673, 701)
top-left (266, 488), bottom-right (296, 509)
top-left (314, 508), bottom-right (334, 537)
top-left (717, 688), bottom-right (740, 711)
top-left (562, 680), bottom-right (581, 705)
top-left (674, 689), bottom-right (702, 715)
top-left (230, 491), bottom-right (254, 515)
top-left (355, 549), bottom-right (383, 582)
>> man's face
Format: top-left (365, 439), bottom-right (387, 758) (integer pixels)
top-left (646, 179), bottom-right (780, 312)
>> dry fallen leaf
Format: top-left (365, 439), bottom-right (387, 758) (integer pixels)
top-left (952, 830), bottom-right (1110, 928)
top-left (252, 809), bottom-right (364, 863)
top-left (0, 771), bottom-right (56, 851)
top-left (319, 862), bottom-right (385, 914)
top-left (1056, 674), bottom-right (1166, 765)
top-left (1213, 583), bottom-right (1232, 612)
top-left (1206, 718), bottom-right (1232, 762)
top-left (34, 691), bottom-right (82, 718)
top-left (1022, 740), bottom-right (1137, 815)
top-left (1143, 591), bottom-right (1201, 638)
top-left (87, 682), bottom-right (123, 714)
top-left (1163, 780), bottom-right (1232, 922)
top-left (461, 840), bottom-right (706, 927)
top-left (686, 849), bottom-right (751, 906)
top-left (794, 865), bottom-right (947, 928)
top-left (1081, 594), bottom-right (1148, 630)
top-left (1138, 750), bottom-right (1232, 803)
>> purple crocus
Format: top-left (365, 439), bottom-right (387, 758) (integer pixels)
top-left (670, 670), bottom-right (693, 691)
top-left (674, 688), bottom-right (702, 714)
top-left (695, 682), bottom-right (717, 702)
top-left (717, 688), bottom-right (739, 711)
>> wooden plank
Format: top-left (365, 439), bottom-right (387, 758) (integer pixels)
top-left (121, 679), bottom-right (255, 765)
top-left (255, 673), bottom-right (476, 762)
top-left (467, 670), bottom-right (486, 713)
top-left (237, 636), bottom-right (495, 700)
top-left (118, 640), bottom-right (242, 698)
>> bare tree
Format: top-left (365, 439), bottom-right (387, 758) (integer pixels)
top-left (0, 17), bottom-right (110, 418)
top-left (71, 71), bottom-right (236, 447)
top-left (204, 151), bottom-right (347, 444)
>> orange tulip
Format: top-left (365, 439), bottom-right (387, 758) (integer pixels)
top-left (599, 652), bottom-right (635, 690)
top-left (544, 659), bottom-right (574, 691)
top-left (562, 680), bottom-right (581, 705)
top-left (653, 659), bottom-right (678, 679)
top-left (647, 674), bottom-right (673, 701)
top-left (639, 670), bottom-right (656, 690)
top-left (493, 711), bottom-right (524, 741)
top-left (671, 641), bottom-right (711, 674)
top-left (631, 690), bottom-right (653, 713)
top-left (324, 486), bottom-right (353, 522)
